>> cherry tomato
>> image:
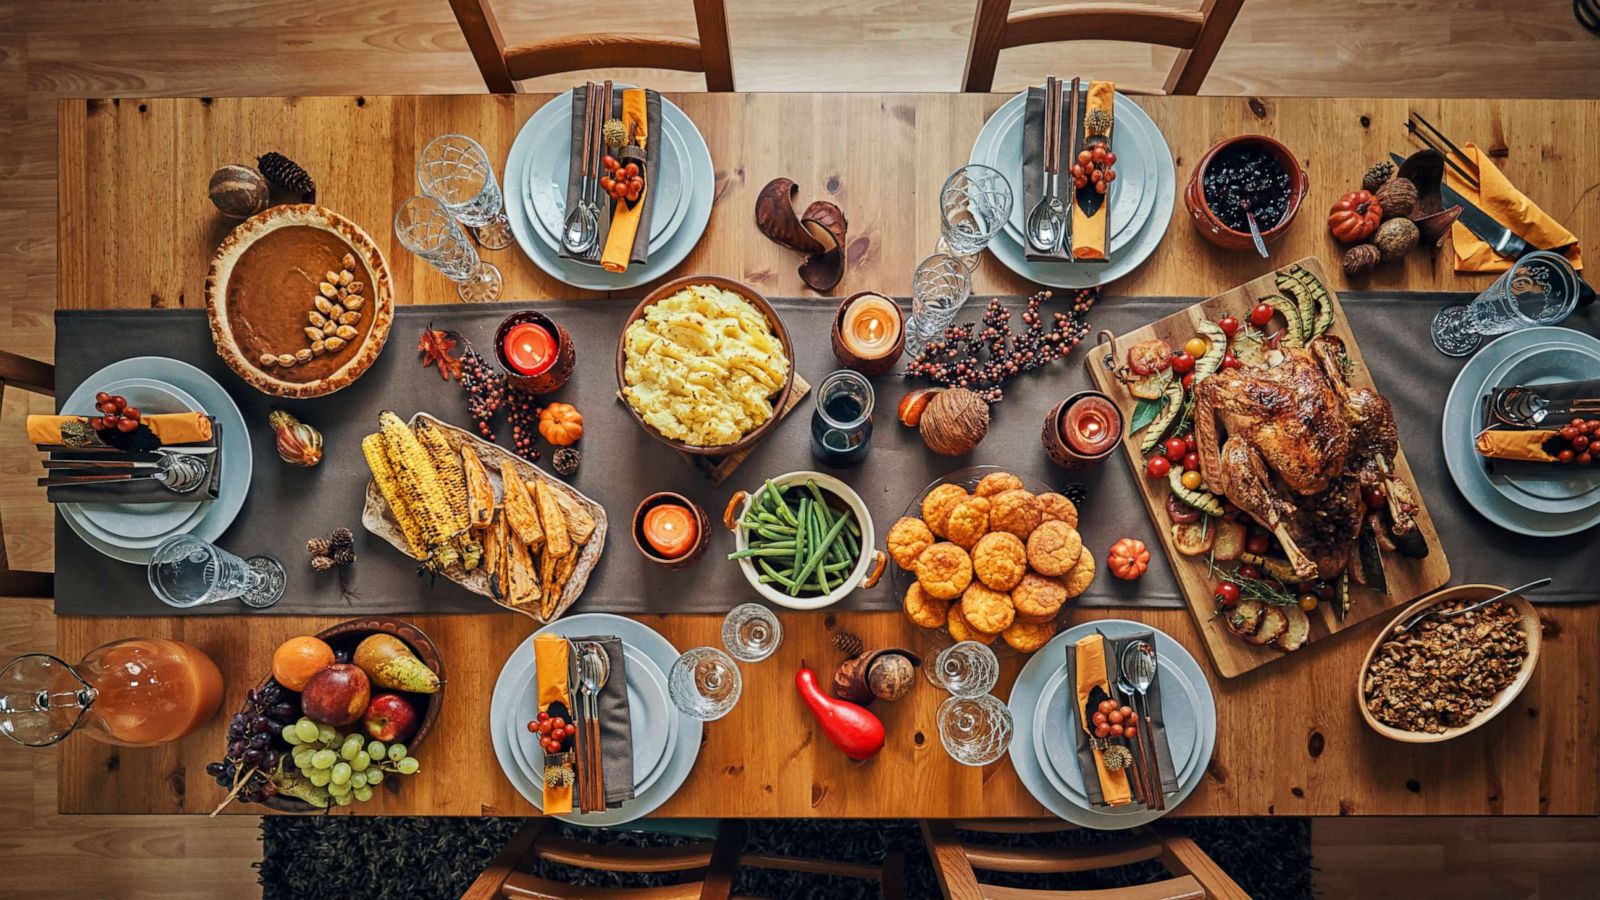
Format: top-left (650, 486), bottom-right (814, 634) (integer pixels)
top-left (1146, 455), bottom-right (1172, 478)
top-left (1363, 484), bottom-right (1387, 510)
top-left (1237, 564), bottom-right (1261, 580)
top-left (1561, 425), bottom-right (1580, 441)
top-left (95, 391), bottom-right (110, 404)
top-left (1573, 435), bottom-right (1591, 453)
top-left (1092, 145), bottom-right (1106, 161)
top-left (1095, 723), bottom-right (1111, 738)
top-left (1170, 351), bottom-right (1195, 374)
top-left (1579, 452), bottom-right (1594, 466)
top-left (116, 417), bottom-right (139, 432)
top-left (1218, 315), bottom-right (1240, 338)
top-left (1222, 352), bottom-right (1242, 370)
top-left (1124, 709), bottom-right (1138, 725)
top-left (1164, 437), bottom-right (1188, 462)
top-left (1297, 593), bottom-right (1319, 611)
top-left (1108, 723), bottom-right (1125, 739)
top-left (97, 400), bottom-right (117, 414)
top-left (1123, 723), bottom-right (1137, 737)
top-left (1182, 372), bottom-right (1194, 391)
top-left (1098, 699), bottom-right (1117, 715)
top-left (1078, 149), bottom-right (1092, 165)
top-left (626, 186), bottom-right (642, 202)
top-left (1183, 432), bottom-right (1196, 453)
top-left (526, 720), bottom-right (538, 733)
top-left (1574, 418), bottom-right (1589, 428)
top-left (1105, 151), bottom-right (1117, 165)
top-left (1104, 170), bottom-right (1117, 183)
top-left (1314, 580), bottom-right (1336, 602)
top-left (1181, 470), bottom-right (1203, 491)
top-left (1108, 709), bottom-right (1124, 725)
top-left (1244, 533), bottom-right (1271, 555)
top-left (537, 710), bottom-right (550, 722)
top-left (1183, 451), bottom-right (1201, 472)
top-left (551, 717), bottom-right (565, 730)
top-left (1214, 581), bottom-right (1241, 608)
top-left (1588, 421), bottom-right (1600, 434)
top-left (623, 162), bottom-right (639, 178)
top-left (1092, 711), bottom-right (1108, 726)
top-left (123, 407), bottom-right (140, 421)
top-left (111, 396), bottom-right (127, 411)
top-left (1095, 181), bottom-right (1107, 194)
top-left (1249, 303), bottom-right (1274, 327)
top-left (1184, 337), bottom-right (1209, 359)
top-left (1071, 164), bottom-right (1084, 178)
top-left (1560, 449), bottom-right (1577, 463)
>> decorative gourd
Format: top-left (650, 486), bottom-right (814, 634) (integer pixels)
top-left (538, 403), bottom-right (584, 446)
top-left (796, 667), bottom-right (884, 760)
top-left (268, 409), bottom-right (323, 467)
top-left (1107, 538), bottom-right (1150, 581)
top-left (1327, 191), bottom-right (1383, 244)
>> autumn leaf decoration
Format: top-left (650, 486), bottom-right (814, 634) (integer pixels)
top-left (418, 326), bottom-right (463, 380)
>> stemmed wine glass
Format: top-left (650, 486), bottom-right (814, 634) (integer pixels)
top-left (668, 647), bottom-right (742, 720)
top-left (146, 534), bottom-right (285, 609)
top-left (394, 195), bottom-right (504, 302)
top-left (924, 640), bottom-right (999, 696)
top-left (416, 134), bottom-right (514, 250)
top-left (1430, 250), bottom-right (1581, 356)
top-left (937, 694), bottom-right (1014, 766)
top-left (721, 603), bottom-right (783, 663)
top-left (936, 164), bottom-right (1012, 271)
top-left (905, 253), bottom-right (972, 357)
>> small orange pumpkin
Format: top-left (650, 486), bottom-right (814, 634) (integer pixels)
top-left (538, 403), bottom-right (584, 446)
top-left (1327, 190), bottom-right (1383, 244)
top-left (1107, 538), bottom-right (1150, 581)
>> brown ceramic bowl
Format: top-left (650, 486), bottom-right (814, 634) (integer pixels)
top-left (615, 275), bottom-right (796, 457)
top-left (1184, 135), bottom-right (1310, 252)
top-left (830, 291), bottom-right (905, 377)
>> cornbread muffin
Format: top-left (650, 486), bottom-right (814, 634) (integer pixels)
top-left (947, 602), bottom-right (996, 644)
top-left (903, 582), bottom-right (950, 628)
top-left (1026, 520), bottom-right (1083, 577)
top-left (1061, 549), bottom-right (1096, 598)
top-left (989, 489), bottom-right (1043, 539)
top-left (1003, 619), bottom-right (1056, 653)
top-left (921, 483), bottom-right (969, 538)
top-left (972, 531), bottom-right (1027, 591)
top-left (944, 496), bottom-right (992, 550)
top-left (1014, 607), bottom-right (1060, 625)
top-left (1012, 572), bottom-right (1067, 620)
top-left (960, 582), bottom-right (1015, 635)
top-left (1035, 492), bottom-right (1079, 528)
top-left (914, 541), bottom-right (973, 600)
top-left (975, 471), bottom-right (1024, 498)
top-left (886, 516), bottom-right (935, 570)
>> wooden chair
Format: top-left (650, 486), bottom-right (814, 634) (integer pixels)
top-left (920, 819), bottom-right (1250, 900)
top-left (462, 818), bottom-right (907, 899)
top-left (0, 350), bottom-right (53, 599)
top-left (961, 0), bottom-right (1245, 95)
top-left (448, 0), bottom-right (734, 93)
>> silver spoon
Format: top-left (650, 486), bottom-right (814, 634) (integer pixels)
top-left (1026, 77), bottom-right (1068, 253)
top-left (1393, 578), bottom-right (1550, 636)
top-left (560, 83), bottom-right (600, 257)
top-left (1112, 665), bottom-right (1153, 806)
top-left (1120, 640), bottom-right (1164, 811)
top-left (1241, 199), bottom-right (1270, 259)
top-left (579, 642), bottom-right (611, 809)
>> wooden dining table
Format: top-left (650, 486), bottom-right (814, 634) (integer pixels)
top-left (54, 92), bottom-right (1600, 818)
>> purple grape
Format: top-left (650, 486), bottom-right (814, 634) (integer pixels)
top-left (205, 761), bottom-right (226, 778)
top-left (227, 740), bottom-right (246, 757)
top-left (270, 702), bottom-right (298, 722)
top-left (249, 733), bottom-right (271, 750)
top-left (250, 715), bottom-right (270, 733)
top-left (242, 748), bottom-right (265, 767)
top-left (260, 682), bottom-right (283, 704)
top-left (333, 649), bottom-right (352, 664)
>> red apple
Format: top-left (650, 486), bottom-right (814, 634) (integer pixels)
top-left (301, 663), bottom-right (371, 726)
top-left (362, 692), bottom-right (420, 743)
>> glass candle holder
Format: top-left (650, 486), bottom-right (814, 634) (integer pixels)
top-left (492, 310), bottom-right (576, 394)
top-left (1043, 390), bottom-right (1125, 469)
top-left (810, 370), bottom-right (875, 468)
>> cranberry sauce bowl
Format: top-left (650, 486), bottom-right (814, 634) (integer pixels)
top-left (1184, 135), bottom-right (1309, 251)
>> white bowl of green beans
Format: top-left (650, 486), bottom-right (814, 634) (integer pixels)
top-left (723, 471), bottom-right (887, 610)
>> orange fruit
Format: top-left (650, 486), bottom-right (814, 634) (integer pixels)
top-left (272, 636), bottom-right (334, 691)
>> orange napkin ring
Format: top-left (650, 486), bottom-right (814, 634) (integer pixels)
top-left (1073, 634), bottom-right (1132, 806)
top-left (533, 634), bottom-right (574, 814)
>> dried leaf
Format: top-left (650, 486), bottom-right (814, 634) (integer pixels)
top-left (418, 326), bottom-right (463, 380)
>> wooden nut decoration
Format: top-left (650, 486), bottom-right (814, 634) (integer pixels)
top-left (754, 178), bottom-right (848, 292)
top-left (833, 648), bottom-right (922, 706)
top-left (209, 165), bottom-right (269, 219)
top-left (919, 387), bottom-right (989, 456)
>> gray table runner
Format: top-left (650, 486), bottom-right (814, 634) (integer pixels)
top-left (53, 292), bottom-right (1600, 616)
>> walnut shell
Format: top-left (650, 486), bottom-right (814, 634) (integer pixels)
top-left (1373, 217), bottom-right (1420, 260)
top-left (1341, 243), bottom-right (1383, 278)
top-left (208, 165), bottom-right (269, 219)
top-left (1374, 177), bottom-right (1418, 220)
top-left (867, 653), bottom-right (915, 701)
top-left (920, 387), bottom-right (989, 456)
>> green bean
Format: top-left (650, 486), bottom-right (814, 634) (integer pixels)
top-left (764, 480), bottom-right (798, 526)
top-left (793, 497), bottom-right (808, 575)
top-left (727, 547), bottom-right (796, 560)
top-left (756, 559), bottom-right (798, 591)
top-left (752, 527), bottom-right (794, 543)
top-left (820, 559), bottom-right (853, 573)
top-left (794, 512), bottom-right (849, 589)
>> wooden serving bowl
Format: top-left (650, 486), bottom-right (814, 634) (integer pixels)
top-left (1356, 584), bottom-right (1541, 744)
top-left (1184, 135), bottom-right (1310, 252)
top-left (615, 275), bottom-right (796, 457)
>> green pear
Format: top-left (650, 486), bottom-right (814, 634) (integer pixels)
top-left (354, 633), bottom-right (441, 694)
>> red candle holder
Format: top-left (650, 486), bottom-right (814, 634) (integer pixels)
top-left (493, 310), bottom-right (576, 394)
top-left (1042, 390), bottom-right (1124, 469)
top-left (631, 492), bottom-right (710, 570)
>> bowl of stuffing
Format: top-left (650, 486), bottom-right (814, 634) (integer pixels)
top-left (616, 276), bottom-right (795, 457)
top-left (1357, 583), bottom-right (1541, 743)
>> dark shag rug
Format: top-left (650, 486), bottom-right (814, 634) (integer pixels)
top-left (260, 816), bottom-right (1311, 899)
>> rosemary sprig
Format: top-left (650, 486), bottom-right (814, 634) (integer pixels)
top-left (1219, 568), bottom-right (1298, 607)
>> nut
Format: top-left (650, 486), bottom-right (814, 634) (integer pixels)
top-left (1373, 217), bottom-right (1420, 260)
top-left (314, 296), bottom-right (337, 316)
top-left (324, 270), bottom-right (341, 286)
top-left (335, 325), bottom-right (358, 341)
top-left (338, 310), bottom-right (361, 326)
top-left (342, 295), bottom-right (365, 311)
top-left (325, 336), bottom-right (347, 352)
top-left (341, 253), bottom-right (356, 269)
top-left (919, 387), bottom-right (989, 456)
top-left (346, 281), bottom-right (364, 295)
top-left (310, 340), bottom-right (326, 356)
top-left (1374, 177), bottom-right (1418, 220)
top-left (294, 348), bottom-right (313, 364)
top-left (259, 353), bottom-right (277, 367)
top-left (1341, 243), bottom-right (1383, 278)
top-left (318, 281), bottom-right (337, 298)
top-left (309, 310), bottom-right (328, 328)
top-left (304, 326), bottom-right (325, 342)
top-left (897, 388), bottom-right (943, 427)
top-left (207, 164), bottom-right (269, 218)
top-left (277, 353), bottom-right (297, 368)
top-left (336, 269), bottom-right (353, 286)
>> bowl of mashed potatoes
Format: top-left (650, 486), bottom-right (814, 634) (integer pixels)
top-left (616, 276), bottom-right (795, 456)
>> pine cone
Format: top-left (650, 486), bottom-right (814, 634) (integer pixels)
top-left (331, 547), bottom-right (356, 567)
top-left (1059, 481), bottom-right (1089, 507)
top-left (1102, 744), bottom-right (1133, 771)
top-left (310, 555), bottom-right (335, 572)
top-left (257, 152), bottom-right (316, 202)
top-left (330, 526), bottom-right (354, 549)
top-left (552, 447), bottom-right (581, 477)
top-left (831, 630), bottom-right (864, 658)
top-left (1362, 160), bottom-right (1395, 192)
top-left (306, 537), bottom-right (332, 556)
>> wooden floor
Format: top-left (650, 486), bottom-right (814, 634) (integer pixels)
top-left (1, 0), bottom-right (1598, 896)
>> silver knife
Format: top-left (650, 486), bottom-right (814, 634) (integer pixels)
top-left (1387, 151), bottom-right (1527, 258)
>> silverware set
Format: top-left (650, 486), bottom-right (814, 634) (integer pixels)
top-left (38, 448), bottom-right (209, 493)
top-left (571, 639), bottom-right (611, 813)
top-left (1115, 639), bottom-right (1164, 810)
top-left (1026, 76), bottom-right (1076, 254)
top-left (1489, 385), bottom-right (1600, 428)
top-left (561, 80), bottom-right (612, 263)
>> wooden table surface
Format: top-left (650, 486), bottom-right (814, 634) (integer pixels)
top-left (55, 93), bottom-right (1600, 817)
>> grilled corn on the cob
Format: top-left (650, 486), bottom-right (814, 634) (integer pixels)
top-left (361, 433), bottom-right (425, 560)
top-left (413, 419), bottom-right (483, 570)
top-left (377, 411), bottom-right (459, 571)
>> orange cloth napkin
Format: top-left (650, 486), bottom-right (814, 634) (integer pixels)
top-left (1476, 429), bottom-right (1560, 464)
top-left (27, 413), bottom-right (211, 446)
top-left (533, 634), bottom-right (573, 815)
top-left (1073, 634), bottom-right (1131, 806)
top-left (601, 88), bottom-right (648, 273)
top-left (1069, 80), bottom-right (1115, 262)
top-left (1449, 143), bottom-right (1582, 273)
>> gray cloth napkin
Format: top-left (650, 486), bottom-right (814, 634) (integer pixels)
top-left (1065, 628), bottom-right (1178, 809)
top-left (570, 635), bottom-right (635, 808)
top-left (1022, 84), bottom-right (1072, 263)
top-left (559, 86), bottom-right (662, 267)
top-left (44, 422), bottom-right (222, 504)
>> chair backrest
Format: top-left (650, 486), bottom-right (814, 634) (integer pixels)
top-left (448, 0), bottom-right (735, 93)
top-left (0, 349), bottom-right (54, 599)
top-left (920, 819), bottom-right (1249, 900)
top-left (962, 0), bottom-right (1245, 94)
top-left (460, 819), bottom-right (742, 900)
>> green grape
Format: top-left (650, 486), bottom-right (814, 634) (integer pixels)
top-left (281, 727), bottom-right (303, 746)
top-left (365, 769), bottom-right (384, 785)
top-left (294, 720), bottom-right (320, 743)
top-left (395, 757), bottom-right (420, 775)
top-left (350, 751), bottom-right (370, 772)
top-left (308, 768), bottom-right (332, 787)
top-left (340, 734), bottom-right (363, 760)
top-left (334, 792), bottom-right (353, 807)
top-left (327, 779), bottom-right (351, 797)
top-left (366, 740), bottom-right (386, 760)
top-left (331, 763), bottom-right (352, 785)
top-left (316, 724), bottom-right (337, 745)
top-left (291, 746), bottom-right (315, 769)
top-left (353, 786), bottom-right (373, 803)
top-left (387, 743), bottom-right (408, 762)
top-left (311, 749), bottom-right (338, 770)
top-left (350, 771), bottom-right (367, 788)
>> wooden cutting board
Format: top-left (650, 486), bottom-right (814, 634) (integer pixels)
top-left (1084, 257), bottom-right (1450, 678)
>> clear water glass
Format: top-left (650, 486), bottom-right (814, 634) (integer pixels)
top-left (147, 535), bottom-right (285, 609)
top-left (937, 164), bottom-right (1012, 270)
top-left (906, 253), bottom-right (972, 356)
top-left (394, 195), bottom-right (504, 302)
top-left (668, 647), bottom-right (742, 720)
top-left (1431, 250), bottom-right (1581, 356)
top-left (937, 694), bottom-right (1014, 766)
top-left (721, 603), bottom-right (783, 663)
top-left (416, 134), bottom-right (513, 250)
top-left (925, 640), bottom-right (1000, 696)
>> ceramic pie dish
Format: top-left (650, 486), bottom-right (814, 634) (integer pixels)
top-left (206, 204), bottom-right (393, 398)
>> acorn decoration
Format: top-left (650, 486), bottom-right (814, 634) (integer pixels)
top-left (208, 165), bottom-right (270, 218)
top-left (833, 646), bottom-right (922, 706)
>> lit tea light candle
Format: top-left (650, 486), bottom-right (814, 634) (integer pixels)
top-left (643, 502), bottom-right (698, 559)
top-left (839, 294), bottom-right (903, 360)
top-left (502, 322), bottom-right (557, 376)
top-left (1062, 394), bottom-right (1121, 457)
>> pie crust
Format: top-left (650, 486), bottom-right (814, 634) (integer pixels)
top-left (206, 204), bottom-right (393, 399)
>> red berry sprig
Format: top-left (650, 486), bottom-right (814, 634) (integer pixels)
top-left (527, 710), bottom-right (575, 755)
top-left (1071, 143), bottom-right (1118, 195)
top-left (904, 289), bottom-right (1095, 403)
top-left (599, 155), bottom-right (644, 204)
top-left (91, 391), bottom-right (143, 433)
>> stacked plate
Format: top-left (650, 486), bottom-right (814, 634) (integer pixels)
top-left (490, 613), bottom-right (703, 826)
top-left (1007, 619), bottom-right (1216, 829)
top-left (503, 90), bottom-right (715, 291)
top-left (56, 357), bottom-right (251, 565)
top-left (1442, 326), bottom-right (1600, 536)
top-left (969, 86), bottom-right (1176, 288)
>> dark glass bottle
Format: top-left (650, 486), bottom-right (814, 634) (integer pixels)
top-left (810, 370), bottom-right (875, 468)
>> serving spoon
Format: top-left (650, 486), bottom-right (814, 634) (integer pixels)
top-left (1241, 199), bottom-right (1270, 259)
top-left (1392, 578), bottom-right (1550, 636)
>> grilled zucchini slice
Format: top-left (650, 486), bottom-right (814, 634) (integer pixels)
top-left (1138, 380), bottom-right (1186, 454)
top-left (1169, 467), bottom-right (1225, 517)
